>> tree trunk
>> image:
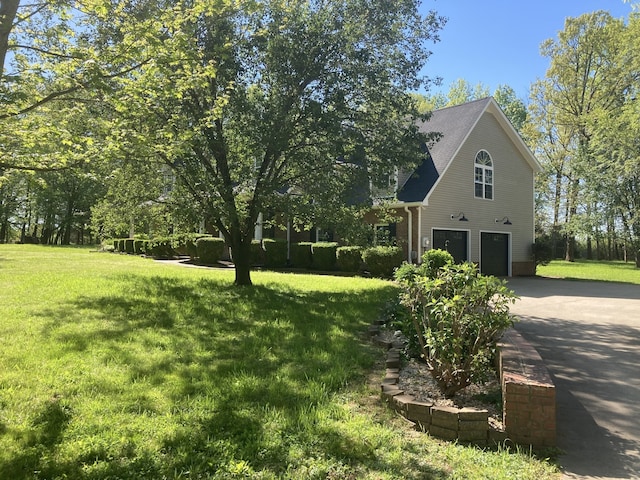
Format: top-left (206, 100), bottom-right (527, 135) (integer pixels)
top-left (230, 232), bottom-right (253, 286)
top-left (0, 0), bottom-right (20, 80)
top-left (565, 236), bottom-right (575, 262)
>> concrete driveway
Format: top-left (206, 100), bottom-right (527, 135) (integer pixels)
top-left (506, 277), bottom-right (640, 480)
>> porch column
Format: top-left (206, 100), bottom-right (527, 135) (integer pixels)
top-left (254, 212), bottom-right (263, 241)
top-left (404, 206), bottom-right (413, 263)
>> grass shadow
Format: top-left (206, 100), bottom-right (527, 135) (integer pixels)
top-left (5, 272), bottom-right (427, 478)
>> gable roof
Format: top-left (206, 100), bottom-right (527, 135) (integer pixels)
top-left (397, 97), bottom-right (541, 204)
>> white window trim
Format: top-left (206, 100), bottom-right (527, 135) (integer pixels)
top-left (474, 150), bottom-right (494, 201)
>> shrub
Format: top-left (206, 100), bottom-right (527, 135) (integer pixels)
top-left (362, 246), bottom-right (404, 278)
top-left (394, 249), bottom-right (453, 284)
top-left (171, 233), bottom-right (203, 256)
top-left (263, 239), bottom-right (288, 268)
top-left (148, 237), bottom-right (175, 259)
top-left (421, 248), bottom-right (454, 278)
top-left (118, 239), bottom-right (126, 253)
top-left (196, 237), bottom-right (225, 264)
top-left (397, 262), bottom-right (518, 398)
top-left (532, 237), bottom-right (553, 267)
top-left (184, 235), bottom-right (212, 260)
top-left (124, 239), bottom-right (135, 254)
top-left (312, 242), bottom-right (337, 271)
top-left (134, 239), bottom-right (145, 254)
top-left (250, 239), bottom-right (264, 266)
top-left (112, 239), bottom-right (119, 251)
top-left (336, 246), bottom-right (363, 272)
top-left (291, 242), bottom-right (313, 269)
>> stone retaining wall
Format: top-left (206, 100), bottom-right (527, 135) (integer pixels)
top-left (371, 324), bottom-right (556, 448)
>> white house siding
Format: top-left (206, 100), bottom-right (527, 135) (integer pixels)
top-left (419, 111), bottom-right (535, 274)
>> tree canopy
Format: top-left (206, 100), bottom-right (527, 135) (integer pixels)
top-left (104, 0), bottom-right (445, 285)
top-left (527, 11), bottom-right (640, 263)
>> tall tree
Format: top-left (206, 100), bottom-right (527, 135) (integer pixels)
top-left (109, 0), bottom-right (444, 286)
top-left (0, 0), bottom-right (19, 78)
top-left (587, 13), bottom-right (640, 264)
top-left (534, 11), bottom-right (633, 261)
top-left (413, 81), bottom-right (527, 134)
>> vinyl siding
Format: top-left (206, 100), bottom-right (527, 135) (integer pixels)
top-left (420, 111), bottom-right (535, 266)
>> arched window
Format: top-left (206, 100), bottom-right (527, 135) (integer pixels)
top-left (474, 150), bottom-right (493, 200)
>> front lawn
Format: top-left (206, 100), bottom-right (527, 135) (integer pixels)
top-left (537, 259), bottom-right (640, 285)
top-left (0, 245), bottom-right (559, 479)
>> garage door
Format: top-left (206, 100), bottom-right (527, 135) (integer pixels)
top-left (433, 230), bottom-right (468, 264)
top-left (481, 232), bottom-right (509, 276)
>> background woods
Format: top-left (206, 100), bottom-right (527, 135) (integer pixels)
top-left (1, 2), bottom-right (639, 270)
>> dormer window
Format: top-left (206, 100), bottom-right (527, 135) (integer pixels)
top-left (474, 150), bottom-right (493, 200)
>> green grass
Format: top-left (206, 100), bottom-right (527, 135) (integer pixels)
top-left (537, 259), bottom-right (640, 285)
top-left (0, 245), bottom-right (560, 479)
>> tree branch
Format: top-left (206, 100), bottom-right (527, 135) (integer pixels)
top-left (8, 43), bottom-right (84, 59)
top-left (0, 59), bottom-right (150, 120)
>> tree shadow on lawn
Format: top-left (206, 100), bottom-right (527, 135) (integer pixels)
top-left (1, 274), bottom-right (440, 479)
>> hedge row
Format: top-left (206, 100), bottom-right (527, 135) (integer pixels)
top-left (109, 235), bottom-right (404, 278)
top-left (110, 234), bottom-right (217, 261)
top-left (258, 241), bottom-right (403, 277)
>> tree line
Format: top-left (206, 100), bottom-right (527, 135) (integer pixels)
top-left (1, 2), bottom-right (639, 285)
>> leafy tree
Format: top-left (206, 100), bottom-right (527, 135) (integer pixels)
top-left (587, 13), bottom-right (640, 265)
top-left (413, 81), bottom-right (528, 134)
top-left (446, 78), bottom-right (490, 106)
top-left (493, 85), bottom-right (527, 132)
top-left (529, 11), bottom-right (638, 261)
top-left (1, 1), bottom-right (154, 171)
top-left (108, 0), bottom-right (445, 286)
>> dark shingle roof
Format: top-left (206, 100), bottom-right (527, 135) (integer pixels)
top-left (397, 97), bottom-right (493, 203)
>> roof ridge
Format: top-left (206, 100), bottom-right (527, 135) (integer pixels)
top-left (433, 96), bottom-right (492, 114)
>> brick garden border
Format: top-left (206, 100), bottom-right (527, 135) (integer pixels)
top-left (369, 322), bottom-right (556, 448)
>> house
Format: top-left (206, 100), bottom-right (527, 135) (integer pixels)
top-left (251, 97), bottom-right (541, 276)
top-left (365, 97), bottom-right (542, 276)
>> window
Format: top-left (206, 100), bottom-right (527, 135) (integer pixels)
top-left (374, 223), bottom-right (397, 246)
top-left (474, 150), bottom-right (493, 200)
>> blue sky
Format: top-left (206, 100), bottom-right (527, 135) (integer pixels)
top-left (420, 0), bottom-right (635, 100)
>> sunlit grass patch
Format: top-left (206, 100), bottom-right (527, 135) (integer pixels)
top-left (0, 245), bottom-right (560, 479)
top-left (537, 259), bottom-right (640, 284)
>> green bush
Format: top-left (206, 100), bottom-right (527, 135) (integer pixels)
top-left (184, 235), bottom-right (212, 260)
top-left (133, 239), bottom-right (145, 254)
top-left (291, 242), bottom-right (313, 269)
top-left (124, 239), bottom-right (135, 254)
top-left (421, 248), bottom-right (454, 278)
top-left (112, 239), bottom-right (119, 251)
top-left (336, 246), bottom-right (363, 272)
top-left (394, 249), bottom-right (454, 284)
top-left (362, 246), bottom-right (404, 278)
top-left (396, 262), bottom-right (518, 398)
top-left (118, 239), bottom-right (126, 253)
top-left (250, 239), bottom-right (264, 266)
top-left (148, 237), bottom-right (175, 259)
top-left (263, 239), bottom-right (288, 268)
top-left (171, 233), bottom-right (202, 256)
top-left (196, 237), bottom-right (226, 264)
top-left (532, 236), bottom-right (554, 267)
top-left (312, 242), bottom-right (338, 271)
